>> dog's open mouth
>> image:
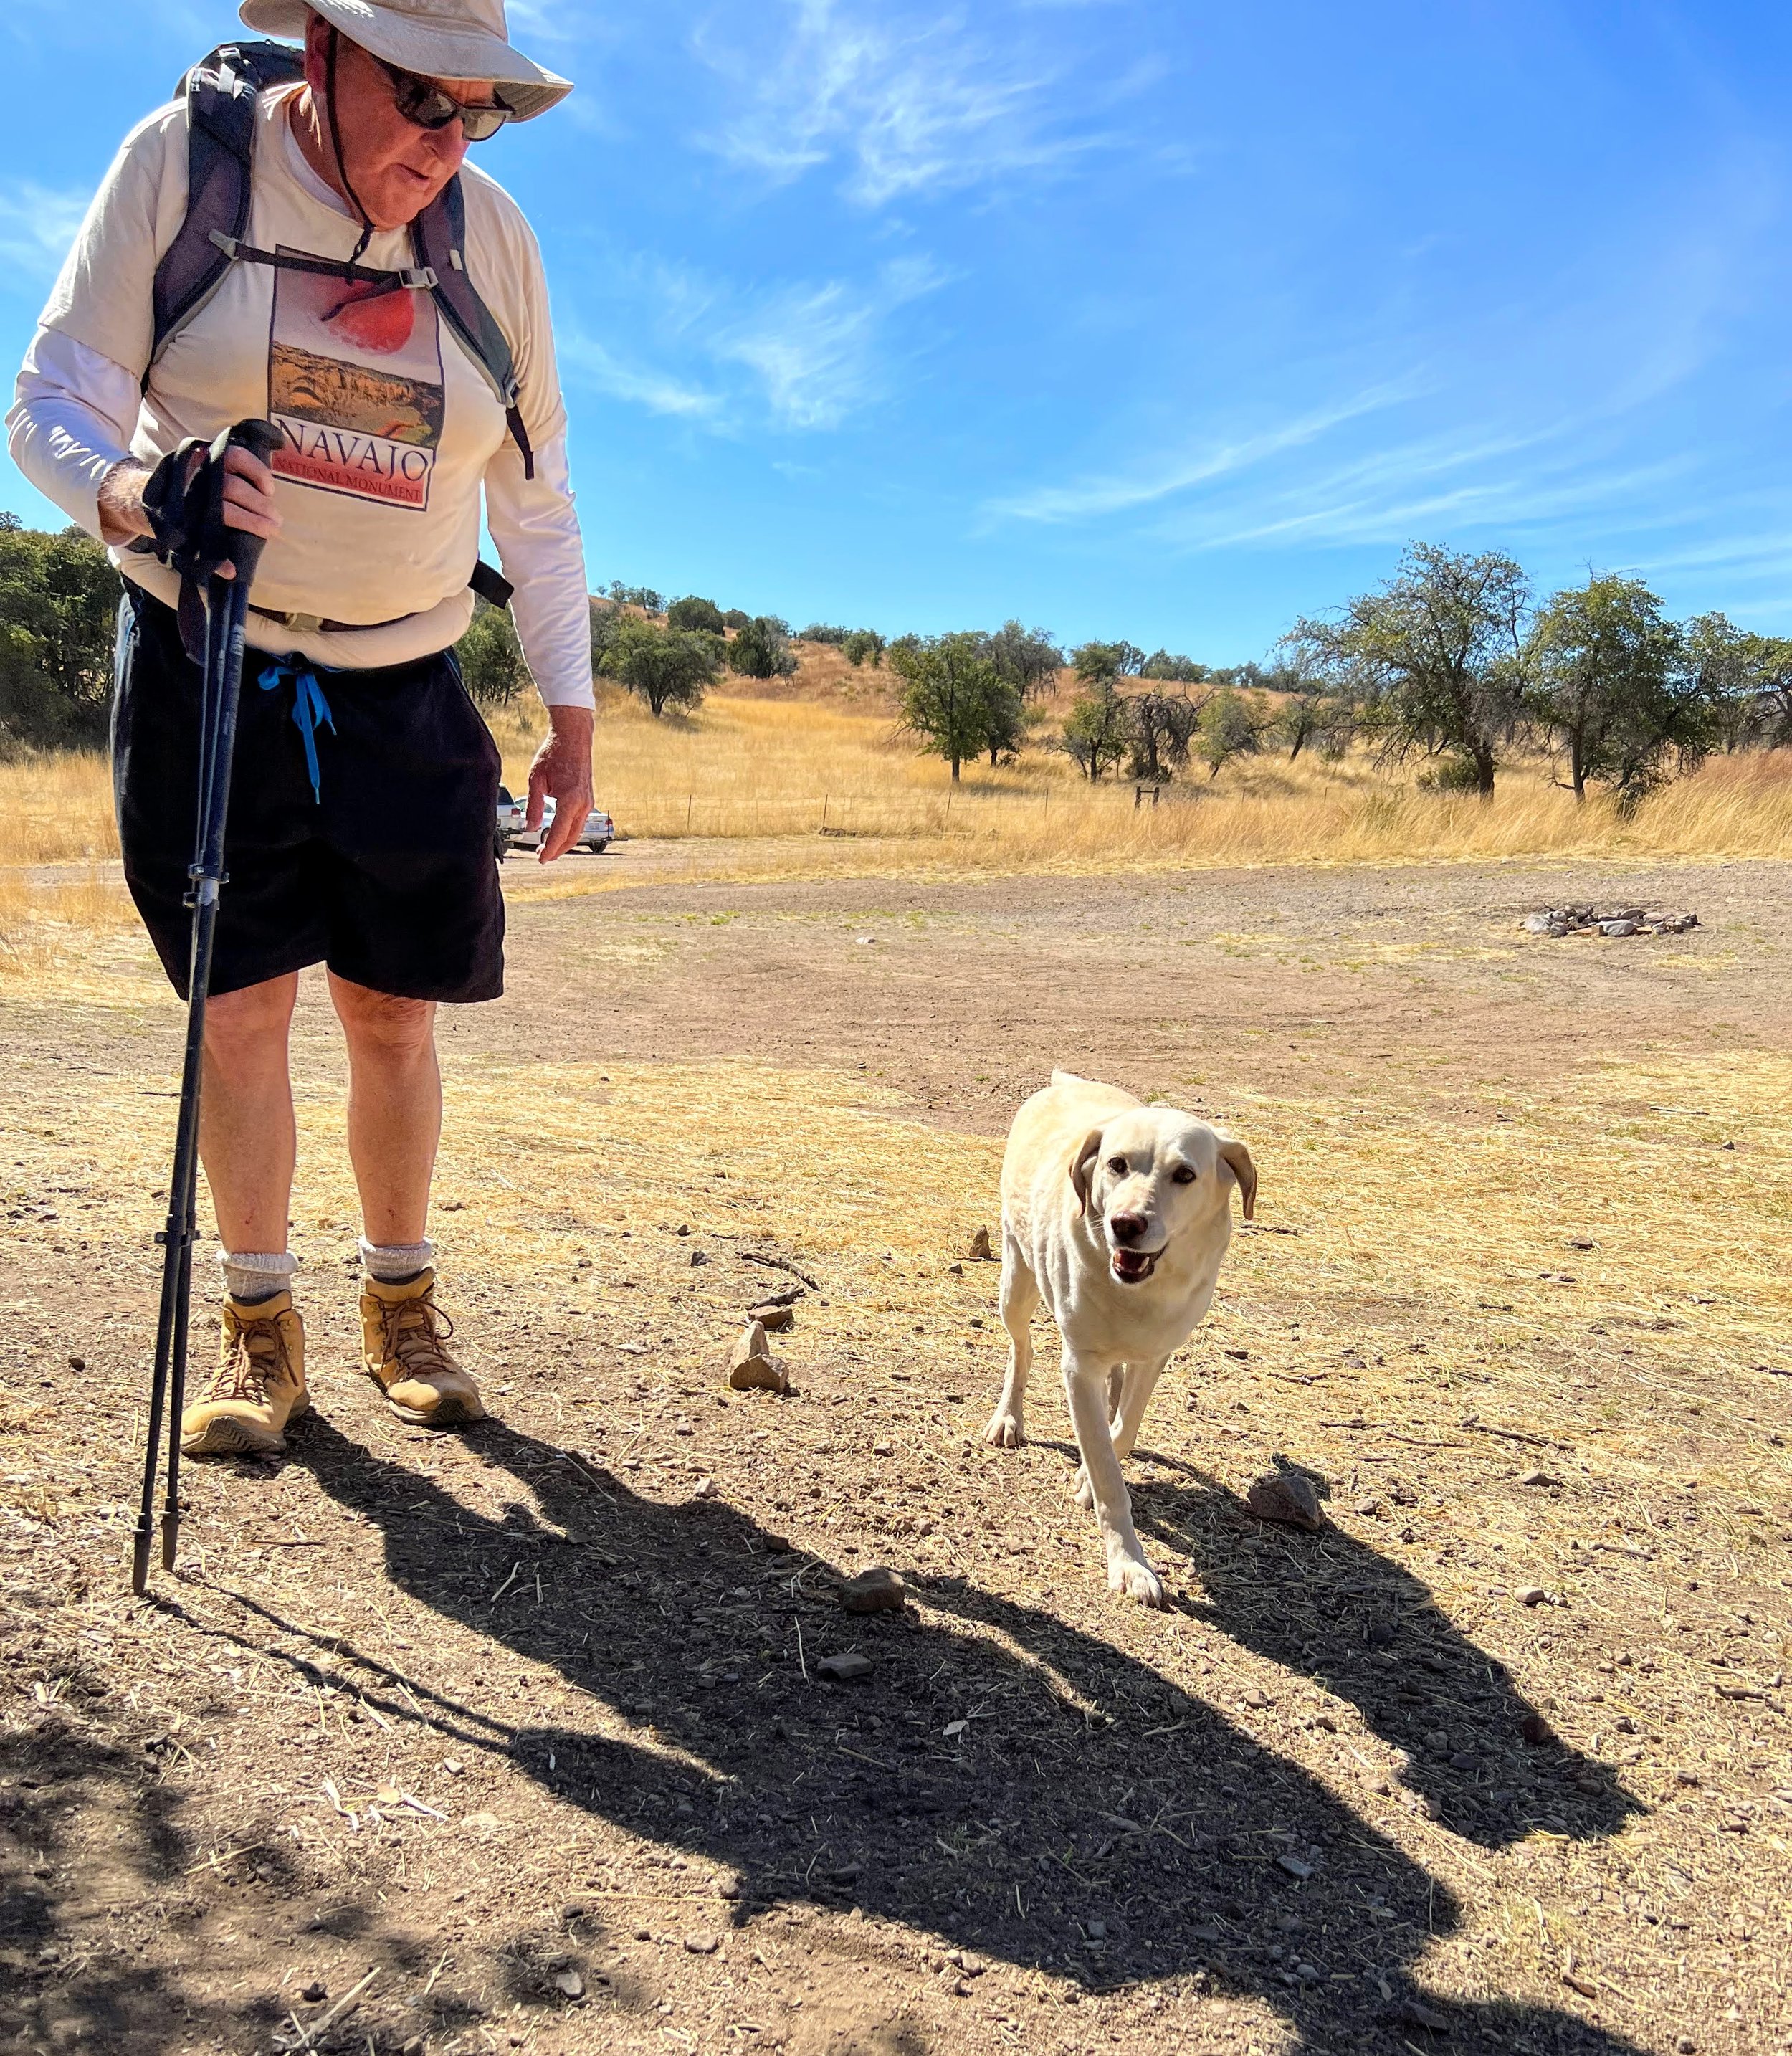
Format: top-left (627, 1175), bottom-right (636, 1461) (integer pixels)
top-left (1110, 1247), bottom-right (1162, 1285)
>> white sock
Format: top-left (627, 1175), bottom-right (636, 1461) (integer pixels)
top-left (359, 1237), bottom-right (435, 1284)
top-left (221, 1251), bottom-right (297, 1304)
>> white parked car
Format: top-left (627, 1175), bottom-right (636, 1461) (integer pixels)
top-left (504, 796), bottom-right (615, 856)
top-left (494, 785), bottom-right (525, 859)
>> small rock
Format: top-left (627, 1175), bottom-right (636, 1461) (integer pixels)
top-left (729, 1354), bottom-right (790, 1394)
top-left (1393, 1996), bottom-right (1451, 2032)
top-left (815, 1652), bottom-right (874, 1683)
top-left (300, 1982), bottom-right (327, 2004)
top-left (690, 1250), bottom-right (707, 1267)
top-left (1520, 1711), bottom-right (1553, 1745)
top-left (1599, 919), bottom-right (1639, 938)
top-left (1245, 1472), bottom-right (1325, 1533)
top-left (1275, 1854), bottom-right (1314, 1880)
top-left (1516, 1585), bottom-right (1548, 1607)
top-left (750, 1303), bottom-right (795, 1332)
top-left (727, 1323), bottom-right (790, 1393)
top-left (1355, 1497), bottom-right (1380, 1516)
top-left (968, 1225), bottom-right (993, 1262)
top-left (1085, 1919), bottom-right (1107, 1940)
top-left (690, 1477), bottom-right (718, 1501)
top-left (1448, 1751), bottom-right (1478, 1771)
top-left (1676, 2038), bottom-right (1697, 2053)
top-left (1521, 912), bottom-right (1558, 935)
top-left (839, 1566), bottom-right (905, 1614)
top-left (1517, 1469), bottom-right (1555, 1488)
top-left (684, 1933), bottom-right (719, 1955)
top-left (553, 1969), bottom-right (585, 1999)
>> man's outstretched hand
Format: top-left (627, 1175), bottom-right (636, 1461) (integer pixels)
top-left (527, 705), bottom-right (596, 863)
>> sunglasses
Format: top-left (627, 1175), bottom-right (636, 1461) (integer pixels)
top-left (376, 57), bottom-right (517, 142)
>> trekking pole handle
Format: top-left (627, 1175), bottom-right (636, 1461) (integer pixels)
top-left (216, 417), bottom-right (284, 586)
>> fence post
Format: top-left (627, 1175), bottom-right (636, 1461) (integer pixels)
top-left (821, 795), bottom-right (829, 832)
top-left (686, 793), bottom-right (694, 830)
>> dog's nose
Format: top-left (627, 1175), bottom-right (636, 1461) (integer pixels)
top-left (1109, 1212), bottom-right (1148, 1244)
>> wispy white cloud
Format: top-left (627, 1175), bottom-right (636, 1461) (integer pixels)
top-left (695, 0), bottom-right (1117, 206)
top-left (560, 249), bottom-right (948, 432)
top-left (713, 257), bottom-right (950, 428)
top-left (0, 179), bottom-right (90, 288)
top-left (987, 379), bottom-right (1426, 524)
top-left (558, 329), bottom-right (723, 419)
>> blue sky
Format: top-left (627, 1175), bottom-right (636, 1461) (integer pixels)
top-left (4, 1), bottom-right (1791, 660)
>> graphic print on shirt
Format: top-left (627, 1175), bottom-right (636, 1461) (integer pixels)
top-left (267, 254), bottom-right (444, 511)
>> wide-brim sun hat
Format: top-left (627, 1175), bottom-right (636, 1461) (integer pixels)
top-left (237, 0), bottom-right (572, 119)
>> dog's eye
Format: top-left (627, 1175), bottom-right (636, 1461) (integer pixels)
top-left (1107, 1155), bottom-right (1128, 1175)
top-left (1172, 1166), bottom-right (1198, 1185)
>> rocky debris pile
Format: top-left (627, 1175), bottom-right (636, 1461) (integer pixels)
top-left (1521, 904), bottom-right (1697, 939)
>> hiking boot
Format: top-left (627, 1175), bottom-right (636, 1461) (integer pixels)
top-left (180, 1292), bottom-right (309, 1456)
top-left (361, 1270), bottom-right (487, 1428)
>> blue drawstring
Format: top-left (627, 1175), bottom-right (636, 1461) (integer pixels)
top-left (258, 663), bottom-right (336, 803)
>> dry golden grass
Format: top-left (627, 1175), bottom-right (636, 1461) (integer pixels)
top-left (490, 690), bottom-right (1792, 883)
top-left (5, 707), bottom-right (1788, 974)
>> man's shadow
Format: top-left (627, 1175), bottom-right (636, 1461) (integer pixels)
top-left (252, 1415), bottom-right (1649, 2054)
top-left (1123, 1456), bottom-right (1639, 1847)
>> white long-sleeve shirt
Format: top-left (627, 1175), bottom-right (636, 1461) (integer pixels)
top-left (6, 85), bottom-right (594, 708)
top-left (8, 327), bottom-right (594, 708)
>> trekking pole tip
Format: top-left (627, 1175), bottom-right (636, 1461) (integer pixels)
top-left (130, 1527), bottom-right (153, 1595)
top-left (160, 1507), bottom-right (181, 1573)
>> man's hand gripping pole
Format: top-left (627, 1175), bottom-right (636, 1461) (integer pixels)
top-left (131, 418), bottom-right (284, 1596)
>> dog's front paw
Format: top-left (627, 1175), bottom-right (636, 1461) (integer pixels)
top-left (1068, 1464), bottom-right (1095, 1511)
top-left (1108, 1554), bottom-right (1165, 1607)
top-left (983, 1407), bottom-right (1025, 1449)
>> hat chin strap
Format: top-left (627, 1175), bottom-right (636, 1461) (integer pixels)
top-left (325, 27), bottom-right (376, 269)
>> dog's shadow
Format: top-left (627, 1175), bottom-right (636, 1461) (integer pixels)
top-left (1124, 1457), bottom-right (1639, 1849)
top-left (178, 1413), bottom-right (1662, 2055)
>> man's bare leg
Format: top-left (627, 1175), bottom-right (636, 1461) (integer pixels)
top-left (199, 972), bottom-right (300, 1254)
top-left (328, 973), bottom-right (440, 1245)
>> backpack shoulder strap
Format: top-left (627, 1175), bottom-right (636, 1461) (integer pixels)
top-left (150, 41), bottom-right (305, 380)
top-left (413, 179), bottom-right (535, 479)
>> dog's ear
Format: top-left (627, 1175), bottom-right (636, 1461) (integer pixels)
top-left (1218, 1138), bottom-right (1257, 1220)
top-left (1070, 1128), bottom-right (1104, 1217)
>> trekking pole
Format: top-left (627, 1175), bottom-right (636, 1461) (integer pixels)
top-left (132, 418), bottom-right (284, 1596)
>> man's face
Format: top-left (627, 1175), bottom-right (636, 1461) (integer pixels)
top-left (304, 25), bottom-right (495, 229)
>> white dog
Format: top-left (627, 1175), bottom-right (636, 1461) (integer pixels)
top-left (983, 1071), bottom-right (1257, 1604)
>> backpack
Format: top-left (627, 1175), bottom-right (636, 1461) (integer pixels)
top-left (151, 37), bottom-right (535, 534)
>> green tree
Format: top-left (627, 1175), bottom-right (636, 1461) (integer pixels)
top-left (890, 632), bottom-right (1014, 781)
top-left (727, 615), bottom-right (798, 680)
top-left (1140, 649), bottom-right (1209, 684)
top-left (455, 599), bottom-right (529, 708)
top-left (842, 629), bottom-right (885, 668)
top-left (606, 580), bottom-right (663, 614)
top-left (602, 617), bottom-right (723, 717)
top-left (986, 621), bottom-right (1062, 699)
top-left (667, 594), bottom-right (726, 634)
top-left (797, 622), bottom-right (849, 645)
top-left (1061, 680), bottom-right (1133, 780)
top-left (1293, 543), bottom-right (1529, 797)
top-left (1742, 634), bottom-right (1792, 749)
top-left (1071, 639), bottom-right (1145, 684)
top-left (1196, 687), bottom-right (1262, 779)
top-left (0, 520), bottom-right (120, 748)
top-left (1527, 574), bottom-right (1710, 807)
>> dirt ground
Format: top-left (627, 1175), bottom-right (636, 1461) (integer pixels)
top-left (3, 848), bottom-right (1790, 2056)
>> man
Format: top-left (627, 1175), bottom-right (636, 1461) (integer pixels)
top-left (6, 0), bottom-right (593, 1453)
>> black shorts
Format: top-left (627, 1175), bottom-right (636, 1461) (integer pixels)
top-left (113, 585), bottom-right (505, 1004)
